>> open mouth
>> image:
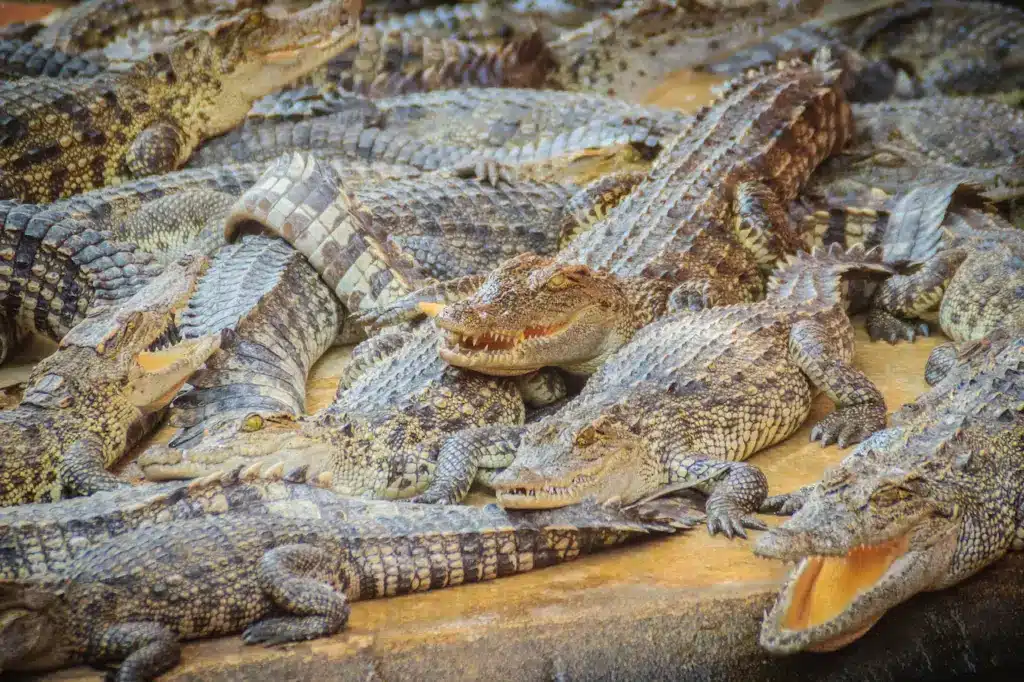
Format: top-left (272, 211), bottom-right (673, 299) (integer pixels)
top-left (494, 474), bottom-right (596, 509)
top-left (436, 308), bottom-right (588, 371)
top-left (769, 533), bottom-right (911, 652)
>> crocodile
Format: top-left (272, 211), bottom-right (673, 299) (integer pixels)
top-left (396, 54), bottom-right (850, 378)
top-left (806, 96), bottom-right (1024, 204)
top-left (756, 327), bottom-right (1024, 654)
top-left (0, 463), bottom-right (701, 582)
top-left (0, 255), bottom-right (221, 507)
top-left (844, 0), bottom-right (1024, 101)
top-left (479, 245), bottom-right (892, 536)
top-left (0, 500), bottom-right (680, 682)
top-left (0, 158), bottom-right (420, 352)
top-left (368, 1), bottom-right (584, 43)
top-left (865, 183), bottom-right (1024, 345)
top-left (325, 0), bottom-right (829, 101)
top-left (166, 234), bottom-right (343, 450)
top-left (139, 154), bottom-right (571, 498)
top-left (222, 153), bottom-right (584, 297)
top-left (301, 25), bottom-right (555, 96)
top-left (0, 38), bottom-right (106, 80)
top-left (30, 0), bottom-right (266, 54)
top-left (0, 0), bottom-right (362, 203)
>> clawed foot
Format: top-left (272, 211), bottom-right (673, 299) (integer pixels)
top-left (705, 504), bottom-right (768, 539)
top-left (408, 489), bottom-right (456, 505)
top-left (355, 299), bottom-right (427, 331)
top-left (810, 403), bottom-right (886, 448)
top-left (242, 613), bottom-right (347, 646)
top-left (451, 158), bottom-right (517, 186)
top-left (759, 485), bottom-right (815, 516)
top-left (627, 497), bottom-right (706, 530)
top-left (866, 308), bottom-right (929, 344)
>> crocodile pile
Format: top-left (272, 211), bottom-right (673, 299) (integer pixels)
top-left (0, 1), bottom-right (1022, 679)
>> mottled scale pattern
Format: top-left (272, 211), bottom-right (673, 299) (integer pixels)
top-left (302, 25), bottom-right (552, 96)
top-left (809, 97), bottom-right (1024, 202)
top-left (228, 153), bottom-right (577, 309)
top-left (169, 236), bottom-right (342, 449)
top-left (189, 116), bottom-right (482, 171)
top-left (0, 202), bottom-right (161, 341)
top-left (371, 2), bottom-right (550, 42)
top-left (0, 164), bottom-right (266, 341)
top-left (11, 499), bottom-right (666, 679)
top-left (376, 87), bottom-right (690, 155)
top-left (0, 39), bottom-right (106, 80)
top-left (559, 57), bottom-right (852, 276)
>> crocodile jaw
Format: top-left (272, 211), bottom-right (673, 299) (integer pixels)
top-left (437, 305), bottom-right (615, 377)
top-left (757, 521), bottom-right (959, 653)
top-left (127, 333), bottom-right (222, 413)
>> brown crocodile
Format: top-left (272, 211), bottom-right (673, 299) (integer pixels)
top-left (0, 0), bottom-right (361, 203)
top-left (756, 327), bottom-right (1024, 653)
top-left (0, 498), bottom-right (680, 682)
top-left (386, 54), bottom-right (851, 378)
top-left (481, 245), bottom-right (892, 536)
top-left (0, 255), bottom-right (221, 507)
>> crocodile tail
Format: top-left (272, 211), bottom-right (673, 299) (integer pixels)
top-left (223, 153), bottom-right (427, 313)
top-left (768, 243), bottom-right (894, 305)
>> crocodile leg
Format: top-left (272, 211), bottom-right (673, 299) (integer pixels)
top-left (661, 453), bottom-right (769, 539)
top-left (732, 180), bottom-right (803, 270)
top-left (89, 622), bottom-right (181, 682)
top-left (924, 342), bottom-right (960, 386)
top-left (788, 319), bottom-right (887, 448)
top-left (556, 170), bottom-right (647, 249)
top-left (114, 190), bottom-right (238, 260)
top-left (411, 425), bottom-right (522, 504)
top-left (866, 247), bottom-right (968, 343)
top-left (514, 369), bottom-right (566, 408)
top-left (241, 545), bottom-right (352, 646)
top-left (60, 436), bottom-right (129, 496)
top-left (356, 273), bottom-right (487, 330)
top-left (124, 122), bottom-right (187, 179)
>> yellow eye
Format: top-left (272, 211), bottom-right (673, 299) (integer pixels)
top-left (546, 273), bottom-right (570, 289)
top-left (241, 414), bottom-right (264, 432)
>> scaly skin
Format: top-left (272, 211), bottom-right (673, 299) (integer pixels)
top-left (0, 0), bottom-right (362, 203)
top-left (807, 96), bottom-right (1024, 203)
top-left (541, 0), bottom-right (826, 100)
top-left (0, 466), bottom-right (702, 582)
top-left (0, 256), bottom-right (222, 507)
top-left (140, 154), bottom-right (568, 498)
top-left (415, 55), bottom-right (850, 377)
top-left (846, 0), bottom-right (1024, 100)
top-left (222, 153), bottom-right (582, 306)
top-left (167, 235), bottom-right (343, 450)
top-left (0, 502), bottom-right (679, 682)
top-left (301, 25), bottom-right (555, 96)
top-left (32, 0), bottom-right (265, 54)
top-left (756, 329), bottom-right (1024, 654)
top-left (369, 1), bottom-right (579, 43)
top-left (0, 39), bottom-right (106, 80)
top-left (865, 183), bottom-right (1024, 345)
top-left (0, 158), bottom-right (418, 348)
top-left (483, 245), bottom-right (892, 537)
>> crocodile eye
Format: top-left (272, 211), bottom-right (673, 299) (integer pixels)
top-left (546, 273), bottom-right (571, 290)
top-left (575, 425), bottom-right (599, 447)
top-left (241, 414), bottom-right (264, 432)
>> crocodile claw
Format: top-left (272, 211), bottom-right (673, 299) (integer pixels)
top-left (706, 509), bottom-right (768, 539)
top-left (866, 308), bottom-right (930, 344)
top-left (452, 158), bottom-right (517, 186)
top-left (759, 485), bottom-right (815, 515)
top-left (810, 404), bottom-right (886, 448)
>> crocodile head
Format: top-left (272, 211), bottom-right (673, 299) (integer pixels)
top-left (0, 255), bottom-right (221, 505)
top-left (0, 581), bottom-right (72, 674)
top-left (153, 0), bottom-right (362, 134)
top-left (493, 406), bottom-right (660, 508)
top-left (754, 425), bottom-right (1009, 654)
top-left (435, 254), bottom-right (633, 377)
top-left (25, 255), bottom-right (221, 415)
